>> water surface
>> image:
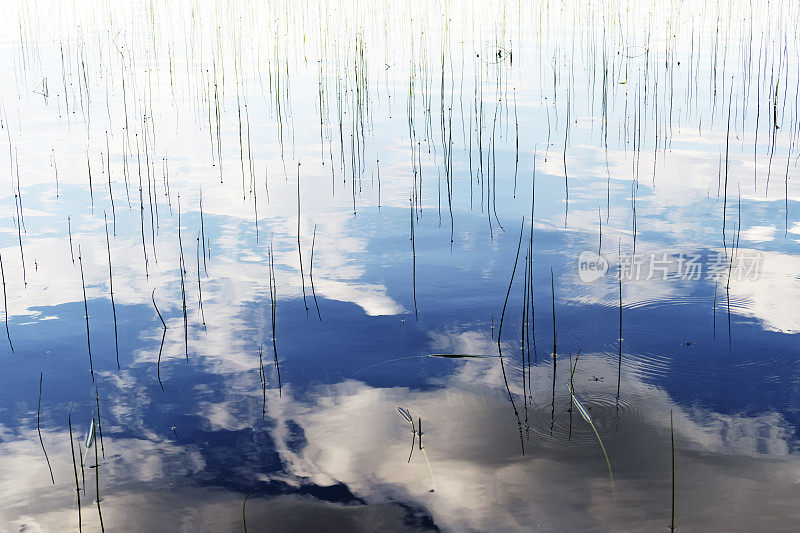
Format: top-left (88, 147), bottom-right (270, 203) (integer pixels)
top-left (1, 0), bottom-right (800, 530)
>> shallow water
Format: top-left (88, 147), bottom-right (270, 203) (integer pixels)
top-left (2, 0), bottom-right (800, 531)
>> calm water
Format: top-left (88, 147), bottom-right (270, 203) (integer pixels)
top-left (2, 0), bottom-right (800, 531)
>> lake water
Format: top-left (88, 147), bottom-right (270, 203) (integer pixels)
top-left (1, 0), bottom-right (800, 530)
